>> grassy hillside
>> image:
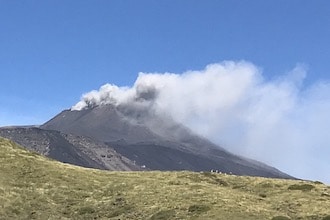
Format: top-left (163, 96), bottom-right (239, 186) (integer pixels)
top-left (1, 137), bottom-right (330, 220)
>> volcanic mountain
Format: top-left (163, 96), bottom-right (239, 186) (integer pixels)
top-left (38, 103), bottom-right (292, 179)
top-left (0, 126), bottom-right (140, 171)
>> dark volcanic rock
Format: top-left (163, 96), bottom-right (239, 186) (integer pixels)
top-left (0, 127), bottom-right (140, 171)
top-left (108, 141), bottom-right (289, 178)
top-left (40, 104), bottom-right (293, 179)
top-left (41, 105), bottom-right (160, 144)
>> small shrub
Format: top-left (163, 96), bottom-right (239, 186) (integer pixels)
top-left (314, 181), bottom-right (324, 185)
top-left (288, 184), bottom-right (315, 191)
top-left (78, 206), bottom-right (95, 215)
top-left (107, 197), bottom-right (132, 218)
top-left (200, 172), bottom-right (229, 186)
top-left (259, 193), bottom-right (267, 198)
top-left (214, 178), bottom-right (229, 186)
top-left (321, 192), bottom-right (330, 197)
top-left (107, 207), bottom-right (131, 218)
top-left (113, 197), bottom-right (125, 206)
top-left (323, 215), bottom-right (330, 220)
top-left (232, 184), bottom-right (245, 189)
top-left (259, 182), bottom-right (273, 188)
top-left (188, 204), bottom-right (211, 214)
top-left (149, 209), bottom-right (175, 220)
top-left (168, 180), bottom-right (181, 185)
top-left (272, 216), bottom-right (291, 220)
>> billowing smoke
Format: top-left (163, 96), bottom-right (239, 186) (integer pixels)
top-left (72, 61), bottom-right (330, 183)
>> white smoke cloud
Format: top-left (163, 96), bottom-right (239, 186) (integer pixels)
top-left (72, 61), bottom-right (330, 183)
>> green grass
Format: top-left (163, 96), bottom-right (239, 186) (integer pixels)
top-left (1, 137), bottom-right (330, 219)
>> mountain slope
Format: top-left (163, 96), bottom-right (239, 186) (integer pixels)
top-left (41, 105), bottom-right (160, 144)
top-left (1, 137), bottom-right (329, 220)
top-left (41, 104), bottom-right (292, 179)
top-left (0, 127), bottom-right (140, 171)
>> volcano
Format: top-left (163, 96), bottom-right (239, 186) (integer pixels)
top-left (38, 103), bottom-right (292, 179)
top-left (0, 126), bottom-right (140, 171)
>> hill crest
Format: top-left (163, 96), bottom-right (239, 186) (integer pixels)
top-left (0, 137), bottom-right (329, 220)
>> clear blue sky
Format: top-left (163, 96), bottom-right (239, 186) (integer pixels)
top-left (1, 0), bottom-right (330, 125)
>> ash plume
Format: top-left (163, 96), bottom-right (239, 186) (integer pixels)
top-left (72, 61), bottom-right (330, 183)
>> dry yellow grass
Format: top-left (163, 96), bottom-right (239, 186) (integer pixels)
top-left (1, 137), bottom-right (329, 220)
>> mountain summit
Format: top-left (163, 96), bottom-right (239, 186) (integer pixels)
top-left (40, 103), bottom-right (292, 179)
